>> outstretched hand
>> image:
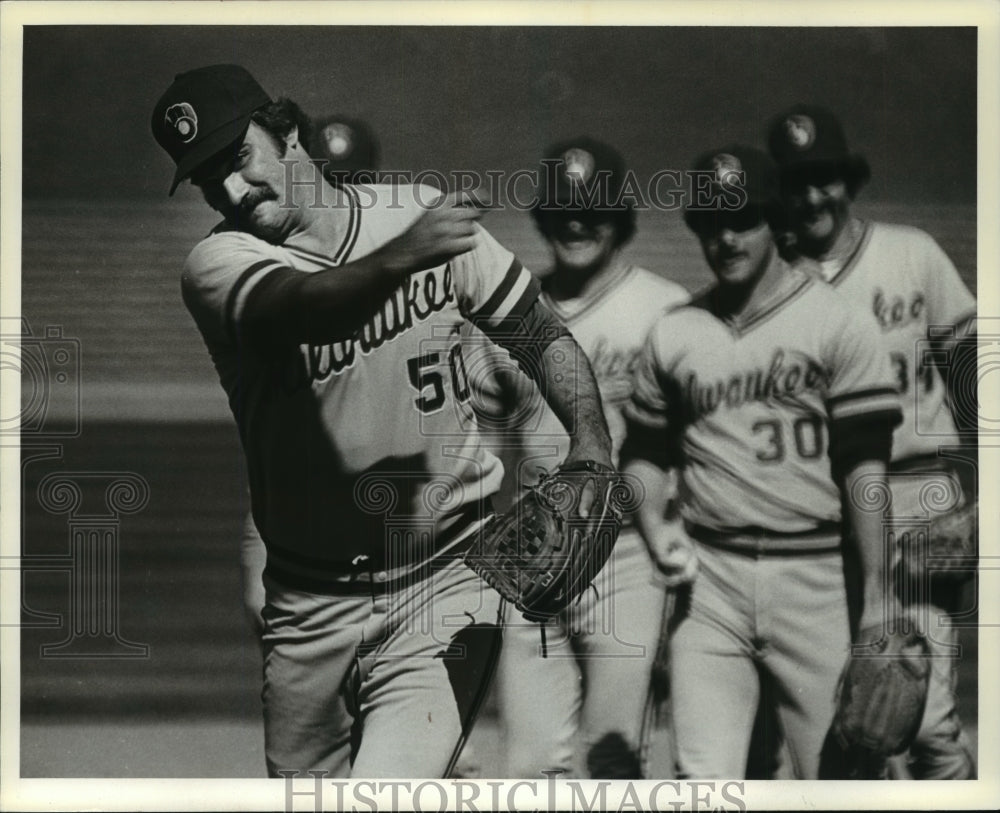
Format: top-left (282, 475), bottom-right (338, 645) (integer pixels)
top-left (376, 191), bottom-right (484, 275)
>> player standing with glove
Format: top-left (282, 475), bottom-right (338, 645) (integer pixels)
top-left (767, 104), bottom-right (977, 779)
top-left (484, 138), bottom-right (690, 778)
top-left (622, 145), bottom-right (904, 779)
top-left (151, 64), bottom-right (613, 779)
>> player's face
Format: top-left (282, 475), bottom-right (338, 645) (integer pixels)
top-left (780, 164), bottom-right (852, 255)
top-left (690, 207), bottom-right (775, 288)
top-left (544, 210), bottom-right (619, 276)
top-left (191, 123), bottom-right (296, 242)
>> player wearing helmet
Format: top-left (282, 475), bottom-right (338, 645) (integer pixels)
top-left (486, 137), bottom-right (689, 778)
top-left (768, 103), bottom-right (977, 780)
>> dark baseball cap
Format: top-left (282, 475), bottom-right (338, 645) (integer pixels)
top-left (311, 115), bottom-right (380, 183)
top-left (687, 144), bottom-right (779, 209)
top-left (535, 136), bottom-right (630, 211)
top-left (767, 103), bottom-right (870, 183)
top-left (151, 64), bottom-right (272, 195)
top-left (684, 144), bottom-right (779, 234)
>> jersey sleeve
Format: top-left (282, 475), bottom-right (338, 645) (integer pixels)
top-left (918, 230), bottom-right (976, 331)
top-left (181, 231), bottom-right (285, 348)
top-left (624, 316), bottom-right (675, 431)
top-left (454, 223), bottom-right (541, 328)
top-left (823, 296), bottom-right (902, 474)
top-left (823, 298), bottom-right (901, 425)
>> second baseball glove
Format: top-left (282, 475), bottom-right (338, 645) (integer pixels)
top-left (464, 460), bottom-right (623, 621)
top-left (899, 499), bottom-right (978, 588)
top-left (831, 625), bottom-right (931, 766)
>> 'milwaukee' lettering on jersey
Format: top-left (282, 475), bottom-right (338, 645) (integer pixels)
top-left (872, 287), bottom-right (925, 332)
top-left (589, 338), bottom-right (639, 380)
top-left (279, 266), bottom-right (455, 392)
top-left (684, 349), bottom-right (830, 419)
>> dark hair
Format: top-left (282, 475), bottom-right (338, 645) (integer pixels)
top-left (250, 97), bottom-right (313, 156)
top-left (844, 158), bottom-right (871, 199)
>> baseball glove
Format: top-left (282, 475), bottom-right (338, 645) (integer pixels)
top-left (831, 625), bottom-right (931, 770)
top-left (898, 499), bottom-right (978, 589)
top-left (464, 460), bottom-right (624, 622)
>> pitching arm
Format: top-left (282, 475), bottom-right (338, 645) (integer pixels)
top-left (478, 300), bottom-right (613, 469)
top-left (187, 192), bottom-right (484, 351)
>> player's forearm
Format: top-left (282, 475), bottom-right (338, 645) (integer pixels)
top-left (841, 459), bottom-right (897, 632)
top-left (625, 457), bottom-right (679, 543)
top-left (537, 335), bottom-right (612, 466)
top-left (241, 191), bottom-right (483, 348)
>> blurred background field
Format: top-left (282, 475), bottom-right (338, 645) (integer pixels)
top-left (11, 23), bottom-right (981, 779)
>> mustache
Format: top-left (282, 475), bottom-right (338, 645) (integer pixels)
top-left (233, 187), bottom-right (279, 220)
top-left (797, 199), bottom-right (833, 217)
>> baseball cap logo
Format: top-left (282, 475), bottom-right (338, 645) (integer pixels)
top-left (562, 148), bottom-right (595, 185)
top-left (322, 123), bottom-right (355, 159)
top-left (711, 153), bottom-right (743, 187)
top-left (164, 102), bottom-right (198, 143)
top-left (784, 114), bottom-right (816, 150)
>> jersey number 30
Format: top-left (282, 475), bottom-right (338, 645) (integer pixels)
top-left (753, 415), bottom-right (825, 463)
top-left (407, 346), bottom-right (471, 414)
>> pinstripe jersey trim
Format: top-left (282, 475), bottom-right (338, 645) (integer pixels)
top-left (827, 220), bottom-right (873, 287)
top-left (223, 259), bottom-right (284, 343)
top-left (472, 259), bottom-right (540, 327)
top-left (540, 264), bottom-right (635, 325)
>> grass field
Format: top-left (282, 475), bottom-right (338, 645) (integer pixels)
top-left (15, 199), bottom-right (981, 778)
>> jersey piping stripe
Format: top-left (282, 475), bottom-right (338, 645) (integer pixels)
top-left (334, 183), bottom-right (362, 264)
top-left (472, 259), bottom-right (539, 327)
top-left (282, 188), bottom-right (360, 267)
top-left (541, 264), bottom-right (635, 325)
top-left (282, 247), bottom-right (331, 270)
top-left (827, 221), bottom-right (873, 287)
top-left (280, 186), bottom-right (361, 268)
top-left (222, 259), bottom-right (283, 342)
top-left (724, 272), bottom-right (814, 335)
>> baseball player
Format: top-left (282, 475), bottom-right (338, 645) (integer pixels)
top-left (768, 103), bottom-right (978, 780)
top-left (151, 64), bottom-right (613, 778)
top-left (622, 145), bottom-right (903, 779)
top-left (482, 137), bottom-right (689, 778)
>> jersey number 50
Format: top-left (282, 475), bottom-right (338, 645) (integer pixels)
top-left (406, 346), bottom-right (471, 414)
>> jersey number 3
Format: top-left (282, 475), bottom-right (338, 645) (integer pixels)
top-left (407, 346), bottom-right (471, 414)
